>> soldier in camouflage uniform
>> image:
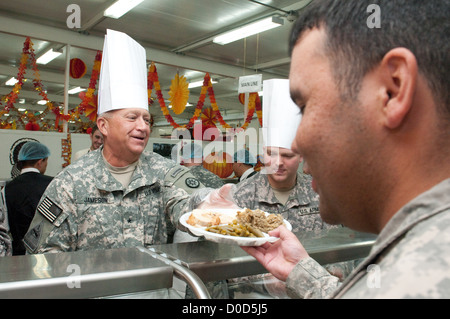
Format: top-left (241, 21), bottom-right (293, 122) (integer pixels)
top-left (232, 170), bottom-right (326, 236)
top-left (243, 0), bottom-right (450, 298)
top-left (23, 30), bottom-right (208, 255)
top-left (229, 147), bottom-right (352, 298)
top-left (23, 146), bottom-right (204, 253)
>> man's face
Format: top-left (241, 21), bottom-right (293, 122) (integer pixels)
top-left (90, 129), bottom-right (104, 150)
top-left (289, 28), bottom-right (380, 231)
top-left (264, 146), bottom-right (301, 188)
top-left (102, 108), bottom-right (151, 162)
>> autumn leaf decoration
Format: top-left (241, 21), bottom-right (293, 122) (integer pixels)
top-left (168, 73), bottom-right (190, 114)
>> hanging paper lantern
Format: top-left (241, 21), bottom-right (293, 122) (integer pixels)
top-left (70, 58), bottom-right (87, 79)
top-left (168, 73), bottom-right (189, 114)
top-left (203, 151), bottom-right (233, 178)
top-left (25, 120), bottom-right (40, 131)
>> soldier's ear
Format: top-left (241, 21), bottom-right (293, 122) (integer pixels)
top-left (96, 117), bottom-right (108, 137)
top-left (378, 48), bottom-right (418, 129)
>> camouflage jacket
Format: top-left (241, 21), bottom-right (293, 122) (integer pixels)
top-left (24, 149), bottom-right (204, 254)
top-left (231, 172), bottom-right (334, 235)
top-left (286, 178), bottom-right (450, 299)
top-left (0, 188), bottom-right (12, 257)
top-left (188, 165), bottom-right (224, 189)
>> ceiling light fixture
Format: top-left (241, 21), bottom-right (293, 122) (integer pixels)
top-left (36, 49), bottom-right (63, 65)
top-left (104, 0), bottom-right (144, 19)
top-left (213, 16), bottom-right (284, 45)
top-left (5, 77), bottom-right (18, 86)
top-left (68, 86), bottom-right (86, 94)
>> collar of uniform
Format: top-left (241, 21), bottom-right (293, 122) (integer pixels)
top-left (373, 178), bottom-right (450, 255)
top-left (93, 152), bottom-right (124, 192)
top-left (332, 178), bottom-right (450, 299)
top-left (256, 172), bottom-right (312, 207)
top-left (91, 150), bottom-right (161, 192)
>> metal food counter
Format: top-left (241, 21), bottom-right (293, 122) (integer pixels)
top-left (0, 228), bottom-right (376, 299)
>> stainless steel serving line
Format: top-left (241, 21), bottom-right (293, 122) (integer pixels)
top-left (151, 227), bottom-right (376, 282)
top-left (0, 247), bottom-right (173, 299)
top-left (0, 227), bottom-right (376, 299)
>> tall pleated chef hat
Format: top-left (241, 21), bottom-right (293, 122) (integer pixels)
top-left (98, 29), bottom-right (148, 115)
top-left (262, 79), bottom-right (302, 149)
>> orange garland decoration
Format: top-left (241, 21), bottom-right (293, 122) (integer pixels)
top-left (147, 62), bottom-right (263, 130)
top-left (78, 51), bottom-right (102, 122)
top-left (148, 62), bottom-right (204, 129)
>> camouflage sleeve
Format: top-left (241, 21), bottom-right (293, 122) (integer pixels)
top-left (24, 172), bottom-right (77, 254)
top-left (163, 166), bottom-right (211, 230)
top-left (164, 166), bottom-right (205, 195)
top-left (0, 187), bottom-right (12, 257)
top-left (286, 257), bottom-right (341, 299)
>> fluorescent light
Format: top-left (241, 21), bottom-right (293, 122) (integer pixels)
top-left (68, 86), bottom-right (86, 94)
top-left (37, 49), bottom-right (62, 65)
top-left (104, 0), bottom-right (144, 19)
top-left (5, 77), bottom-right (18, 86)
top-left (37, 100), bottom-right (48, 105)
top-left (213, 16), bottom-right (284, 45)
top-left (188, 79), bottom-right (217, 89)
top-left (18, 108), bottom-right (26, 112)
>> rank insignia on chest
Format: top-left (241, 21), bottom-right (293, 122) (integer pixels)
top-left (37, 197), bottom-right (63, 224)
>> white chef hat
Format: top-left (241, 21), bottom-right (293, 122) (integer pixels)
top-left (98, 29), bottom-right (148, 115)
top-left (262, 79), bottom-right (301, 149)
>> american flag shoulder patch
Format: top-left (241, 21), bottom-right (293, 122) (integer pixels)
top-left (37, 197), bottom-right (63, 224)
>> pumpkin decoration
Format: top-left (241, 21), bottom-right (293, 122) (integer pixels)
top-left (203, 151), bottom-right (233, 178)
top-left (70, 58), bottom-right (87, 79)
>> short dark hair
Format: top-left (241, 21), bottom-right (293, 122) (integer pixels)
top-left (289, 0), bottom-right (449, 116)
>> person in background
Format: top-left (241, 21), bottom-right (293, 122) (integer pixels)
top-left (5, 141), bottom-right (52, 255)
top-left (72, 124), bottom-right (104, 162)
top-left (232, 149), bottom-right (258, 182)
top-left (232, 79), bottom-right (328, 236)
top-left (242, 0), bottom-right (450, 299)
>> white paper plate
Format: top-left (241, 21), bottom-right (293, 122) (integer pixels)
top-left (179, 209), bottom-right (292, 246)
